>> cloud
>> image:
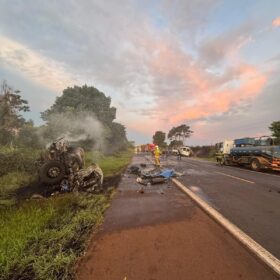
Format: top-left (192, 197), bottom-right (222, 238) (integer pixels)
top-left (0, 0), bottom-right (278, 144)
top-left (272, 17), bottom-right (280, 27)
top-left (159, 0), bottom-right (220, 32)
top-left (199, 21), bottom-right (255, 65)
top-left (168, 64), bottom-right (266, 123)
top-left (0, 36), bottom-right (77, 92)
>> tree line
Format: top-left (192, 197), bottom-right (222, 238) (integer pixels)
top-left (152, 124), bottom-right (193, 148)
top-left (152, 122), bottom-right (280, 149)
top-left (0, 81), bottom-right (129, 153)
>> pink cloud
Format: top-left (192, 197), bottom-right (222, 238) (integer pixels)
top-left (144, 39), bottom-right (267, 125)
top-left (272, 17), bottom-right (280, 27)
top-left (123, 22), bottom-right (269, 141)
top-left (127, 39), bottom-right (267, 139)
top-left (169, 64), bottom-right (266, 123)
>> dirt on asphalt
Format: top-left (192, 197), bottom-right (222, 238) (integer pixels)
top-left (76, 155), bottom-right (278, 280)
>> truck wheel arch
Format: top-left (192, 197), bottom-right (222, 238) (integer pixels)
top-left (250, 158), bottom-right (261, 171)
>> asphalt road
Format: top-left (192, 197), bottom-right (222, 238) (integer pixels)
top-left (166, 156), bottom-right (280, 259)
top-left (77, 155), bottom-right (278, 280)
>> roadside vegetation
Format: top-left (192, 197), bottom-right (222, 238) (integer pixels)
top-left (0, 189), bottom-right (111, 279)
top-left (0, 81), bottom-right (133, 279)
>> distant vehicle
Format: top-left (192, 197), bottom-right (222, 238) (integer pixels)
top-left (216, 136), bottom-right (280, 171)
top-left (172, 146), bottom-right (193, 157)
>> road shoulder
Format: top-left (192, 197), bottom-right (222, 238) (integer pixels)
top-left (76, 155), bottom-right (278, 280)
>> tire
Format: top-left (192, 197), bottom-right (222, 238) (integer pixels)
top-left (39, 160), bottom-right (66, 185)
top-left (250, 158), bottom-right (261, 172)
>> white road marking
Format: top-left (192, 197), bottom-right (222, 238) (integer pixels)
top-left (187, 157), bottom-right (280, 178)
top-left (172, 178), bottom-right (280, 277)
top-left (225, 166), bottom-right (280, 178)
top-left (215, 171), bottom-right (255, 184)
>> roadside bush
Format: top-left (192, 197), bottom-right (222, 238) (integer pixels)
top-left (0, 148), bottom-right (41, 177)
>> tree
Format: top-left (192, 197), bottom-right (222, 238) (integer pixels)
top-left (15, 120), bottom-right (41, 148)
top-left (168, 124), bottom-right (193, 145)
top-left (41, 85), bottom-right (128, 152)
top-left (0, 81), bottom-right (30, 146)
top-left (269, 121), bottom-right (280, 144)
top-left (169, 140), bottom-right (183, 148)
top-left (153, 131), bottom-right (166, 147)
top-left (41, 85), bottom-right (116, 124)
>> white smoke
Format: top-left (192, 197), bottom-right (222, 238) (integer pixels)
top-left (39, 112), bottom-right (108, 151)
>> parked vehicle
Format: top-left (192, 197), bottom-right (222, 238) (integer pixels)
top-left (172, 146), bottom-right (193, 157)
top-left (178, 146), bottom-right (193, 157)
top-left (216, 137), bottom-right (280, 171)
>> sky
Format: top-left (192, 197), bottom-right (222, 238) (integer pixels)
top-left (0, 0), bottom-right (279, 145)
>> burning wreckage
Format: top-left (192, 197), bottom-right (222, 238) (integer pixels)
top-left (38, 138), bottom-right (103, 193)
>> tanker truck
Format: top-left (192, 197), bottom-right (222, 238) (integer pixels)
top-left (216, 137), bottom-right (280, 172)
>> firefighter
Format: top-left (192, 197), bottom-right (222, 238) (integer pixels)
top-left (215, 151), bottom-right (224, 166)
top-left (154, 145), bottom-right (161, 167)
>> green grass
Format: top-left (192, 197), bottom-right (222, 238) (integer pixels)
top-left (0, 148), bottom-right (133, 280)
top-left (85, 149), bottom-right (134, 176)
top-left (0, 193), bottom-right (112, 280)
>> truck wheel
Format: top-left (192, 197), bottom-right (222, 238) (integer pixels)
top-left (250, 159), bottom-right (261, 172)
top-left (39, 160), bottom-right (66, 185)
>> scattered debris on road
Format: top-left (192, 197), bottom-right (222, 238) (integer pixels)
top-left (127, 161), bottom-right (184, 194)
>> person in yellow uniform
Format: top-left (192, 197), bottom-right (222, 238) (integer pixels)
top-left (154, 145), bottom-right (161, 167)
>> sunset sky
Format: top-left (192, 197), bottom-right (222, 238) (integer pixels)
top-left (0, 0), bottom-right (279, 145)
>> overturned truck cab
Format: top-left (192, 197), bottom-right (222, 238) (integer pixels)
top-left (38, 138), bottom-right (103, 193)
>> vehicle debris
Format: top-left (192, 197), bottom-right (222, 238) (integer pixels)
top-left (30, 194), bottom-right (45, 200)
top-left (127, 165), bottom-right (141, 175)
top-left (134, 166), bottom-right (179, 186)
top-left (37, 138), bottom-right (103, 195)
top-left (138, 186), bottom-right (145, 194)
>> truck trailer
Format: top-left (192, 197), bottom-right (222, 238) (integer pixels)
top-left (216, 137), bottom-right (280, 171)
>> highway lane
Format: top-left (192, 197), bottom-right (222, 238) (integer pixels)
top-left (165, 156), bottom-right (280, 259)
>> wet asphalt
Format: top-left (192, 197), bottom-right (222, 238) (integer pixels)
top-left (164, 155), bottom-right (280, 259)
top-left (77, 154), bottom-right (279, 280)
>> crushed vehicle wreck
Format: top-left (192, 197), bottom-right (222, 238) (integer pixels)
top-left (60, 164), bottom-right (103, 193)
top-left (38, 138), bottom-right (103, 193)
top-left (136, 168), bottom-right (176, 185)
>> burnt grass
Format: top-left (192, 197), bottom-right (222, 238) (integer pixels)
top-left (103, 173), bottom-right (122, 189)
top-left (14, 172), bottom-right (122, 202)
top-left (15, 180), bottom-right (60, 200)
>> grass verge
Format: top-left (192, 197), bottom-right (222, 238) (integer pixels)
top-left (0, 193), bottom-right (112, 280)
top-left (0, 149), bottom-right (133, 280)
top-left (85, 149), bottom-right (133, 176)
